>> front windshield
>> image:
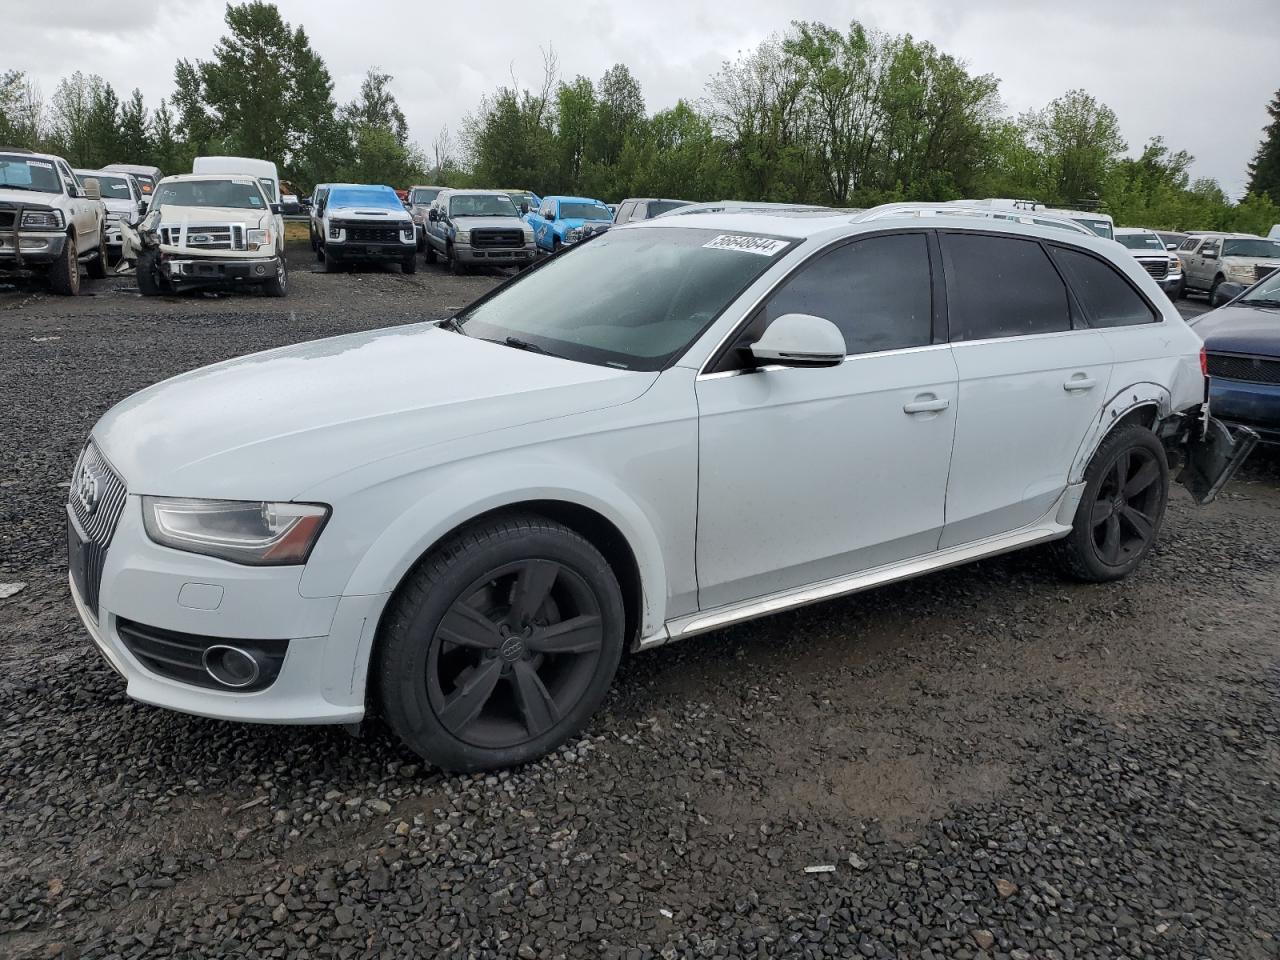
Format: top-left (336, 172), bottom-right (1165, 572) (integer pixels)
top-left (152, 179), bottom-right (266, 210)
top-left (1073, 218), bottom-right (1114, 240)
top-left (450, 194), bottom-right (518, 217)
top-left (560, 201), bottom-right (612, 221)
top-left (1117, 232), bottom-right (1165, 251)
top-left (328, 187), bottom-right (402, 210)
top-left (135, 175), bottom-right (155, 194)
top-left (411, 188), bottom-right (440, 205)
top-left (77, 174), bottom-right (132, 200)
top-left (647, 200), bottom-right (689, 217)
top-left (1222, 238), bottom-right (1280, 258)
top-left (455, 227), bottom-right (793, 371)
top-left (1239, 269), bottom-right (1280, 305)
top-left (0, 155), bottom-right (61, 193)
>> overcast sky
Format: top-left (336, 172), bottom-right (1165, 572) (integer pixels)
top-left (9, 0), bottom-right (1278, 197)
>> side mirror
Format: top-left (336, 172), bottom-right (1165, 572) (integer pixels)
top-left (138, 200), bottom-right (149, 216)
top-left (748, 314), bottom-right (846, 368)
top-left (546, 211), bottom-right (556, 221)
top-left (520, 202), bottom-right (530, 215)
top-left (1166, 242), bottom-right (1178, 251)
top-left (428, 209), bottom-right (438, 222)
top-left (82, 178), bottom-right (102, 200)
top-left (270, 202), bottom-right (283, 215)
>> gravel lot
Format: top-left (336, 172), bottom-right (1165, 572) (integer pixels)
top-left (2, 243), bottom-right (1278, 959)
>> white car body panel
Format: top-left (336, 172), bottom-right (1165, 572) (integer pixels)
top-left (73, 210), bottom-right (1212, 725)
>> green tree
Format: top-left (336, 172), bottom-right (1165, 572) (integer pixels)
top-left (0, 70), bottom-right (43, 147)
top-left (554, 76), bottom-right (596, 191)
top-left (117, 89), bottom-right (152, 162)
top-left (149, 99), bottom-right (188, 174)
top-left (345, 69), bottom-right (408, 145)
top-left (1021, 89), bottom-right (1126, 206)
top-left (1246, 88), bottom-right (1280, 205)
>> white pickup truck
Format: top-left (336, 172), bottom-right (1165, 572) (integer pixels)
top-left (126, 173), bottom-right (287, 297)
top-left (0, 148), bottom-right (107, 294)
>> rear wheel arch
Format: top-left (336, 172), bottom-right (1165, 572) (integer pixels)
top-left (1069, 386), bottom-right (1171, 485)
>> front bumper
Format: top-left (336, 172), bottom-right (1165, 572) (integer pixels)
top-left (1209, 377), bottom-right (1280, 443)
top-left (0, 233), bottom-right (67, 268)
top-left (68, 497), bottom-right (387, 724)
top-left (326, 240), bottom-right (415, 262)
top-left (1158, 274), bottom-right (1182, 294)
top-left (455, 243), bottom-right (536, 264)
top-left (160, 255), bottom-right (281, 284)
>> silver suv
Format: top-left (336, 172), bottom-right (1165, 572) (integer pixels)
top-left (1177, 233), bottom-right (1280, 304)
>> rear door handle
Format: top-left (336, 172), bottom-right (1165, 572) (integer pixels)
top-left (1063, 374), bottom-right (1097, 392)
top-left (903, 395), bottom-right (950, 414)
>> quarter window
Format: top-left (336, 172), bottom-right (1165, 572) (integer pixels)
top-left (762, 233), bottom-right (933, 356)
top-left (1051, 247), bottom-right (1158, 327)
top-left (940, 233), bottom-right (1072, 341)
top-left (1179, 238), bottom-right (1200, 252)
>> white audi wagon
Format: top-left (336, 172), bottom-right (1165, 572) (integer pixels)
top-left (68, 205), bottom-right (1254, 770)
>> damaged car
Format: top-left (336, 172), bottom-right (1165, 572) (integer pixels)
top-left (123, 173), bottom-right (286, 297)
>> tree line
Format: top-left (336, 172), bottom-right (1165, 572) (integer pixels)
top-left (2, 2), bottom-right (1278, 234)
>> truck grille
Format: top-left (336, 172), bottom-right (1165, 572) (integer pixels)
top-left (160, 224), bottom-right (246, 250)
top-left (1139, 259), bottom-right (1169, 280)
top-left (1256, 264), bottom-right (1279, 282)
top-left (0, 211), bottom-right (14, 229)
top-left (343, 221), bottom-right (403, 244)
top-left (472, 229), bottom-right (525, 249)
top-left (1207, 352), bottom-right (1280, 385)
top-left (68, 442), bottom-right (128, 617)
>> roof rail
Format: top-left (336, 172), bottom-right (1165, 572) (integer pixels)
top-left (853, 202), bottom-right (1095, 236)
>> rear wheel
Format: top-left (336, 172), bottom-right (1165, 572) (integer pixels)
top-left (377, 514), bottom-right (625, 771)
top-left (1056, 424), bottom-right (1169, 582)
top-left (49, 234), bottom-right (80, 296)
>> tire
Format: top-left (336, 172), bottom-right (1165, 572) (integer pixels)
top-left (86, 229), bottom-right (107, 280)
top-left (49, 234), bottom-right (80, 296)
top-left (136, 250), bottom-right (165, 296)
top-left (1173, 278), bottom-right (1185, 300)
top-left (322, 248), bottom-right (341, 273)
top-left (315, 241), bottom-right (325, 263)
top-left (262, 257), bottom-right (288, 297)
top-left (1055, 424), bottom-right (1169, 583)
top-left (1209, 276), bottom-right (1223, 304)
top-left (424, 241), bottom-right (436, 265)
top-left (377, 514), bottom-right (625, 772)
top-left (402, 254), bottom-right (417, 275)
top-left (448, 245), bottom-right (465, 275)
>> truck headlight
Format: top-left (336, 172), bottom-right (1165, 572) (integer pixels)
top-left (455, 229), bottom-right (470, 244)
top-left (1226, 263), bottom-right (1254, 280)
top-left (142, 497), bottom-right (329, 565)
top-left (1168, 256), bottom-right (1180, 272)
top-left (522, 227), bottom-right (534, 242)
top-left (400, 226), bottom-right (414, 243)
top-left (567, 228), bottom-right (582, 242)
top-left (20, 209), bottom-right (64, 230)
top-left (328, 224), bottom-right (345, 241)
top-left (247, 227), bottom-right (272, 251)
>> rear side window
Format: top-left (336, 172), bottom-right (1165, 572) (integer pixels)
top-left (1179, 238), bottom-right (1200, 251)
top-left (1050, 247), bottom-right (1158, 327)
top-left (764, 232), bottom-right (932, 355)
top-left (940, 233), bottom-right (1071, 341)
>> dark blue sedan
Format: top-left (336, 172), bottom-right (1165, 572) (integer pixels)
top-left (1192, 269), bottom-right (1280, 443)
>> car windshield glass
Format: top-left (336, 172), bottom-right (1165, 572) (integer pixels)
top-left (0, 155), bottom-right (61, 192)
top-left (647, 200), bottom-right (689, 217)
top-left (1072, 218), bottom-right (1114, 239)
top-left (559, 202), bottom-right (612, 221)
top-left (1239, 270), bottom-right (1280, 305)
top-left (328, 187), bottom-right (402, 210)
top-left (152, 179), bottom-right (265, 209)
top-left (455, 227), bottom-right (793, 371)
top-left (1116, 233), bottom-right (1165, 250)
top-left (77, 174), bottom-right (132, 199)
top-left (1222, 238), bottom-right (1280, 258)
top-left (450, 194), bottom-right (518, 217)
top-left (411, 189), bottom-right (440, 204)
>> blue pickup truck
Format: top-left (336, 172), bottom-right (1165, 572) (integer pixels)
top-left (523, 195), bottom-right (614, 253)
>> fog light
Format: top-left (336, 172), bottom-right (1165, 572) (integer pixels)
top-left (255, 264), bottom-right (266, 276)
top-left (202, 644), bottom-right (261, 688)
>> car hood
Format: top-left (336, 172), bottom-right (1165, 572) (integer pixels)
top-left (100, 198), bottom-right (136, 217)
top-left (1223, 255), bottom-right (1280, 270)
top-left (0, 187), bottom-right (62, 208)
top-left (1191, 302), bottom-right (1280, 355)
top-left (556, 218), bottom-right (611, 234)
top-left (155, 204), bottom-right (270, 227)
top-left (329, 204), bottom-right (411, 224)
top-left (454, 216), bottom-right (527, 230)
top-left (93, 324), bottom-right (653, 499)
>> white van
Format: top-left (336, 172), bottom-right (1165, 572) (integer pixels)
top-left (192, 156), bottom-right (282, 237)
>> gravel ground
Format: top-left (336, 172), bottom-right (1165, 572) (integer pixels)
top-left (1, 244), bottom-right (1278, 959)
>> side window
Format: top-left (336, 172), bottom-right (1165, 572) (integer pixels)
top-left (55, 160), bottom-right (75, 195)
top-left (1179, 238), bottom-right (1200, 252)
top-left (1051, 247), bottom-right (1158, 328)
top-left (540, 200), bottom-right (554, 218)
top-left (762, 233), bottom-right (933, 356)
top-left (618, 202), bottom-right (635, 222)
top-left (1200, 239), bottom-right (1220, 256)
top-left (940, 233), bottom-right (1072, 341)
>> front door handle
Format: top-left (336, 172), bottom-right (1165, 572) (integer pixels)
top-left (903, 395), bottom-right (950, 414)
top-left (1063, 374), bottom-right (1097, 392)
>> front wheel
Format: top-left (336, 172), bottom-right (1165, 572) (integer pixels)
top-left (1172, 277), bottom-right (1185, 300)
top-left (448, 245), bottom-right (465, 275)
top-left (376, 514), bottom-right (625, 771)
top-left (136, 250), bottom-right (165, 296)
top-left (402, 253), bottom-right (417, 274)
top-left (1209, 276), bottom-right (1223, 305)
top-left (262, 258), bottom-right (288, 297)
top-left (49, 234), bottom-right (80, 295)
top-left (87, 229), bottom-right (108, 280)
top-left (424, 241), bottom-right (437, 265)
top-left (1056, 424), bottom-right (1169, 582)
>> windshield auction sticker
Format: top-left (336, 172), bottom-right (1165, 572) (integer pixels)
top-left (703, 234), bottom-right (789, 256)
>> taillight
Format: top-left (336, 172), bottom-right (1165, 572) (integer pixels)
top-left (1200, 345), bottom-right (1208, 377)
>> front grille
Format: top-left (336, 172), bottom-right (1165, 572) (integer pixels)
top-left (1207, 352), bottom-right (1280, 385)
top-left (160, 224), bottom-right (245, 250)
top-left (0, 210), bottom-right (14, 229)
top-left (1139, 259), bottom-right (1169, 280)
top-left (116, 619), bottom-right (289, 692)
top-left (472, 228), bottom-right (524, 248)
top-left (1256, 264), bottom-right (1278, 282)
top-left (68, 442), bottom-right (128, 616)
top-left (340, 220), bottom-right (403, 244)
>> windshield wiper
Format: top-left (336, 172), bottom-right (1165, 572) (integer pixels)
top-left (1242, 297), bottom-right (1280, 309)
top-left (437, 316), bottom-right (467, 335)
top-left (499, 335), bottom-right (562, 358)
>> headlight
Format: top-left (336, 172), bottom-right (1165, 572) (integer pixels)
top-left (455, 229), bottom-right (470, 244)
top-left (142, 497), bottom-right (329, 565)
top-left (20, 209), bottom-right (64, 230)
top-left (247, 227), bottom-right (272, 250)
top-left (400, 225), bottom-right (414, 243)
top-left (1226, 263), bottom-right (1254, 279)
top-left (1168, 256), bottom-right (1180, 271)
top-left (522, 227), bottom-right (534, 241)
top-left (328, 223), bottom-right (345, 241)
top-left (566, 228), bottom-right (582, 242)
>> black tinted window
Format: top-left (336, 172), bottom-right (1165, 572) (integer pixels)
top-left (764, 233), bottom-right (932, 355)
top-left (1051, 247), bottom-right (1157, 327)
top-left (941, 234), bottom-right (1071, 340)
